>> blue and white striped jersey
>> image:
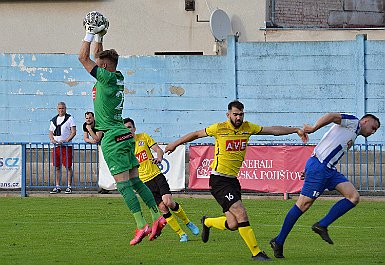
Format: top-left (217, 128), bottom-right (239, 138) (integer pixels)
top-left (313, 114), bottom-right (360, 169)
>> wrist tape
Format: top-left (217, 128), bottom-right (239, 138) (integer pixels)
top-left (83, 33), bottom-right (94, 42)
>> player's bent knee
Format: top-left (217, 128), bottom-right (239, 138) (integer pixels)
top-left (158, 203), bottom-right (169, 213)
top-left (163, 200), bottom-right (174, 209)
top-left (350, 192), bottom-right (360, 205)
top-left (343, 188), bottom-right (360, 205)
top-left (296, 198), bottom-right (314, 212)
top-left (226, 221), bottom-right (238, 230)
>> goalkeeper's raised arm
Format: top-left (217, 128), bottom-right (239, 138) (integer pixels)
top-left (78, 11), bottom-right (108, 73)
top-left (93, 15), bottom-right (108, 57)
top-left (78, 11), bottom-right (167, 247)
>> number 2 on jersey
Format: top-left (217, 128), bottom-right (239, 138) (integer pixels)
top-left (115, 91), bottom-right (124, 110)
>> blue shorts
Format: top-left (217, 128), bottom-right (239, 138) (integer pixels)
top-left (301, 156), bottom-right (348, 199)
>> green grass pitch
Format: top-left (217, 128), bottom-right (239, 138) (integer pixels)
top-left (0, 196), bottom-right (384, 264)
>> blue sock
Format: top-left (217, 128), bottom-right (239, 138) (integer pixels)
top-left (276, 204), bottom-right (303, 246)
top-left (319, 198), bottom-right (355, 227)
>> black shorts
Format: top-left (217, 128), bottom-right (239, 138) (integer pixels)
top-left (209, 174), bottom-right (242, 213)
top-left (144, 173), bottom-right (171, 205)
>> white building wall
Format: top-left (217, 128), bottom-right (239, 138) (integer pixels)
top-left (1, 0), bottom-right (384, 56)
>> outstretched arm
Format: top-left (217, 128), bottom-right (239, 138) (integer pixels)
top-left (259, 126), bottom-right (308, 143)
top-left (93, 42), bottom-right (103, 58)
top-left (78, 41), bottom-right (97, 73)
top-left (150, 143), bottom-right (164, 164)
top-left (165, 129), bottom-right (207, 154)
top-left (303, 113), bottom-right (342, 134)
top-left (79, 11), bottom-right (106, 73)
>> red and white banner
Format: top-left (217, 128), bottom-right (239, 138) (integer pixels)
top-left (189, 145), bottom-right (315, 193)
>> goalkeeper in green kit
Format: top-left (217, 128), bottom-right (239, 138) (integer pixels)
top-left (78, 11), bottom-right (166, 245)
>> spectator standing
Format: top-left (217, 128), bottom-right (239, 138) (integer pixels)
top-left (83, 111), bottom-right (110, 193)
top-left (49, 102), bottom-right (76, 194)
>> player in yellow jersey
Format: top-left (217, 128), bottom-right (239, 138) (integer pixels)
top-left (124, 118), bottom-right (200, 242)
top-left (165, 100), bottom-right (308, 261)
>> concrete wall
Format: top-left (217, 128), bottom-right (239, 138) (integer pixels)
top-left (1, 35), bottom-right (384, 145)
top-left (0, 0), bottom-right (263, 55)
top-left (273, 0), bottom-right (385, 28)
top-left (274, 0), bottom-right (343, 27)
top-left (1, 0), bottom-right (385, 56)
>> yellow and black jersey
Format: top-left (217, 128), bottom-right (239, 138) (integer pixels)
top-left (135, 132), bottom-right (161, 183)
top-left (205, 120), bottom-right (262, 177)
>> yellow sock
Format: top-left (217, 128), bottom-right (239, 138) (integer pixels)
top-left (205, 216), bottom-right (227, 230)
top-left (172, 204), bottom-right (190, 224)
top-left (165, 214), bottom-right (185, 236)
top-left (238, 226), bottom-right (261, 256)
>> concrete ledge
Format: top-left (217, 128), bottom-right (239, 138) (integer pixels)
top-left (329, 10), bottom-right (384, 26)
top-left (2, 190), bottom-right (385, 201)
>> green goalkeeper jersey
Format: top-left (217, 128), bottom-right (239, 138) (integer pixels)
top-left (92, 66), bottom-right (125, 131)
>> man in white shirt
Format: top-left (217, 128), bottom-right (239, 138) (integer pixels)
top-left (270, 113), bottom-right (380, 259)
top-left (48, 102), bottom-right (77, 194)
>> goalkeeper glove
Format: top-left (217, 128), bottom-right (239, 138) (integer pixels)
top-left (94, 17), bottom-right (109, 43)
top-left (84, 24), bottom-right (106, 42)
top-left (82, 11), bottom-right (106, 42)
top-left (94, 29), bottom-right (107, 43)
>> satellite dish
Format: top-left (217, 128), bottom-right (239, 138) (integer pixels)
top-left (210, 9), bottom-right (232, 42)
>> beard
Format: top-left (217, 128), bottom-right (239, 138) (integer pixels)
top-left (230, 119), bottom-right (242, 129)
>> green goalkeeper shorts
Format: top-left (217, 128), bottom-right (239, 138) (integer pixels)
top-left (101, 127), bottom-right (139, 176)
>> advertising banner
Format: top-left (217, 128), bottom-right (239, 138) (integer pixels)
top-left (189, 145), bottom-right (315, 193)
top-left (0, 145), bottom-right (22, 189)
top-left (98, 144), bottom-right (185, 191)
top-left (98, 146), bottom-right (117, 191)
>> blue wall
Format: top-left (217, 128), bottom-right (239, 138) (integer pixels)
top-left (0, 35), bottom-right (383, 144)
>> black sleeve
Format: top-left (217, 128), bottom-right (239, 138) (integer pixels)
top-left (82, 122), bottom-right (88, 132)
top-left (90, 65), bottom-right (98, 78)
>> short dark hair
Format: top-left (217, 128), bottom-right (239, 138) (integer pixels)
top-left (362, 114), bottom-right (380, 128)
top-left (123, 117), bottom-right (135, 128)
top-left (228, 100), bottom-right (244, 111)
top-left (85, 111), bottom-right (94, 117)
top-left (95, 49), bottom-right (119, 67)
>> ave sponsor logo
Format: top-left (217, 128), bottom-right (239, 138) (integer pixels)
top-left (225, 139), bottom-right (247, 151)
top-left (136, 150), bottom-right (149, 163)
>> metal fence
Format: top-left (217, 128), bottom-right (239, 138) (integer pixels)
top-left (25, 143), bottom-right (99, 190)
top-left (0, 142), bottom-right (384, 196)
top-left (338, 144), bottom-right (384, 192)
